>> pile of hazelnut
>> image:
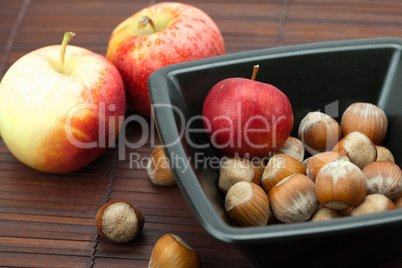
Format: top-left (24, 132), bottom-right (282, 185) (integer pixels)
top-left (92, 102), bottom-right (401, 266)
top-left (221, 102), bottom-right (402, 227)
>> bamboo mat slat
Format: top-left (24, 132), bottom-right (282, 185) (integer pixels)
top-left (1, 0), bottom-right (402, 267)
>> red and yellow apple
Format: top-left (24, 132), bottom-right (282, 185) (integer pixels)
top-left (0, 32), bottom-right (126, 173)
top-left (106, 2), bottom-right (225, 118)
top-left (202, 66), bottom-right (294, 158)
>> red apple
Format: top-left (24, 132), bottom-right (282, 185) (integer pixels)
top-left (106, 2), bottom-right (225, 118)
top-left (202, 65), bottom-right (294, 158)
top-left (0, 32), bottom-right (126, 173)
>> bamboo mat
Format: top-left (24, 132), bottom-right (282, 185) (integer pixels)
top-left (1, 0), bottom-right (402, 267)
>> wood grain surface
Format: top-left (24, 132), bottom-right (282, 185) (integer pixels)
top-left (1, 0), bottom-right (402, 267)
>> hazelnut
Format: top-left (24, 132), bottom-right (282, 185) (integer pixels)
top-left (268, 173), bottom-right (319, 223)
top-left (315, 160), bottom-right (366, 210)
top-left (218, 157), bottom-right (261, 194)
top-left (275, 136), bottom-right (305, 162)
top-left (376, 145), bottom-right (395, 163)
top-left (351, 194), bottom-right (396, 216)
top-left (147, 145), bottom-right (176, 186)
top-left (261, 154), bottom-right (306, 193)
top-left (362, 161), bottom-right (402, 199)
top-left (332, 131), bottom-right (377, 169)
top-left (95, 200), bottom-right (145, 243)
top-left (306, 151), bottom-right (350, 182)
top-left (341, 102), bottom-right (388, 145)
top-left (225, 181), bottom-right (270, 227)
top-left (149, 233), bottom-right (201, 268)
top-left (310, 207), bottom-right (343, 222)
top-left (298, 111), bottom-right (341, 154)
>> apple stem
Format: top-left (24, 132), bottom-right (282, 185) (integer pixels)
top-left (251, 65), bottom-right (260, 81)
top-left (59, 32), bottom-right (76, 74)
top-left (138, 15), bottom-right (157, 33)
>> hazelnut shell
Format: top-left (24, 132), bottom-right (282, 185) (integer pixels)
top-left (95, 200), bottom-right (145, 243)
top-left (225, 181), bottom-right (270, 227)
top-left (268, 173), bottom-right (319, 223)
top-left (315, 160), bottom-right (367, 210)
top-left (261, 154), bottom-right (306, 193)
top-left (149, 233), bottom-right (201, 268)
top-left (341, 102), bottom-right (388, 145)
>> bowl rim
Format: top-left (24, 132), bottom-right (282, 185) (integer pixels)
top-left (148, 37), bottom-right (402, 244)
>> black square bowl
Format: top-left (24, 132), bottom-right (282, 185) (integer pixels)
top-left (148, 38), bottom-right (402, 267)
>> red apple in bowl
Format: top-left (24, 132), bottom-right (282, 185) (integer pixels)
top-left (202, 65), bottom-right (294, 158)
top-left (106, 2), bottom-right (225, 118)
top-left (0, 32), bottom-right (126, 173)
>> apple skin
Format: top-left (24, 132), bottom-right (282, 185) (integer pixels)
top-left (106, 2), bottom-right (225, 118)
top-left (0, 45), bottom-right (126, 173)
top-left (202, 78), bottom-right (294, 158)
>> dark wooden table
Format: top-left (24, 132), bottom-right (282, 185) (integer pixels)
top-left (1, 0), bottom-right (402, 267)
